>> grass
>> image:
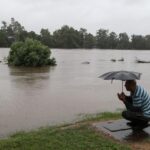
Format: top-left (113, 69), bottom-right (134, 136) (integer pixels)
top-left (79, 112), bottom-right (122, 122)
top-left (0, 112), bottom-right (131, 150)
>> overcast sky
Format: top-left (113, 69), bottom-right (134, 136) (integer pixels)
top-left (0, 0), bottom-right (150, 35)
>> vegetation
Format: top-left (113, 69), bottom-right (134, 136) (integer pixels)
top-left (79, 112), bottom-right (122, 122)
top-left (0, 18), bottom-right (150, 49)
top-left (0, 112), bottom-right (130, 150)
top-left (7, 38), bottom-right (56, 66)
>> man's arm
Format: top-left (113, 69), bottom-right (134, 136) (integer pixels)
top-left (117, 92), bottom-right (131, 102)
top-left (117, 93), bottom-right (142, 112)
top-left (117, 92), bottom-right (126, 102)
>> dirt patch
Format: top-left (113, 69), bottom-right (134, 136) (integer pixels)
top-left (129, 142), bottom-right (150, 150)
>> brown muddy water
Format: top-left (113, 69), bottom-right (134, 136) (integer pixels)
top-left (0, 48), bottom-right (150, 137)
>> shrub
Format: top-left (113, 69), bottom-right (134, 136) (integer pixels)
top-left (7, 38), bottom-right (56, 67)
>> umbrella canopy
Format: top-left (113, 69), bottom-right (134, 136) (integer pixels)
top-left (99, 70), bottom-right (142, 92)
top-left (99, 70), bottom-right (141, 81)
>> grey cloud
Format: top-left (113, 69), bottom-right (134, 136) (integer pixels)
top-left (0, 0), bottom-right (150, 35)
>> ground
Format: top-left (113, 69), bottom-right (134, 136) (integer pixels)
top-left (0, 112), bottom-right (149, 150)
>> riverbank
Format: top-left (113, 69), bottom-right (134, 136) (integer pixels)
top-left (0, 112), bottom-right (132, 150)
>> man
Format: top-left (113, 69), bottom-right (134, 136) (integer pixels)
top-left (117, 80), bottom-right (150, 128)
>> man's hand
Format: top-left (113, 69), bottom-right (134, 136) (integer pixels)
top-left (117, 92), bottom-right (126, 102)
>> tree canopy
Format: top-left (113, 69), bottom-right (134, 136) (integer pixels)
top-left (1, 18), bottom-right (150, 49)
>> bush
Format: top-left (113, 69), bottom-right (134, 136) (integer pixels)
top-left (7, 38), bottom-right (56, 66)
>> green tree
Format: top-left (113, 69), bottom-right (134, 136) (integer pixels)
top-left (40, 28), bottom-right (52, 47)
top-left (96, 29), bottom-right (109, 49)
top-left (27, 31), bottom-right (40, 40)
top-left (7, 38), bottom-right (56, 66)
top-left (53, 25), bottom-right (80, 48)
top-left (0, 21), bottom-right (10, 46)
top-left (79, 28), bottom-right (87, 48)
top-left (1, 21), bottom-right (7, 31)
top-left (117, 33), bottom-right (130, 49)
top-left (0, 30), bottom-right (8, 47)
top-left (145, 35), bottom-right (150, 49)
top-left (108, 32), bottom-right (118, 49)
top-left (0, 18), bottom-right (27, 46)
top-left (84, 33), bottom-right (95, 48)
top-left (131, 35), bottom-right (146, 49)
top-left (8, 18), bottom-right (25, 41)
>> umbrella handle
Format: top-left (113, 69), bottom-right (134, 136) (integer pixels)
top-left (122, 81), bottom-right (123, 93)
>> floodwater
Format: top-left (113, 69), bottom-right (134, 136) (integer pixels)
top-left (0, 48), bottom-right (150, 137)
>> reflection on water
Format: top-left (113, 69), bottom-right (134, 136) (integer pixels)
top-left (0, 48), bottom-right (150, 137)
top-left (9, 66), bottom-right (52, 82)
top-left (8, 66), bottom-right (53, 75)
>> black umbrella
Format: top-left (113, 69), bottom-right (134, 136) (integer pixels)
top-left (99, 70), bottom-right (142, 92)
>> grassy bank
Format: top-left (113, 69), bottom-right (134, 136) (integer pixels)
top-left (0, 112), bottom-right (131, 150)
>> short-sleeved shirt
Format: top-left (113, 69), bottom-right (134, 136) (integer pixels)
top-left (132, 85), bottom-right (150, 118)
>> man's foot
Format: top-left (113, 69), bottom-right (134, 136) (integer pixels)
top-left (127, 122), bottom-right (137, 127)
top-left (132, 123), bottom-right (149, 131)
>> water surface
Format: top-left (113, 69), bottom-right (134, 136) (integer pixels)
top-left (0, 48), bottom-right (150, 137)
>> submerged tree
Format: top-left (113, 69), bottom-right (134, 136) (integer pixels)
top-left (7, 38), bottom-right (56, 67)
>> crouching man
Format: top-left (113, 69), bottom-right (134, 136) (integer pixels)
top-left (117, 80), bottom-right (150, 129)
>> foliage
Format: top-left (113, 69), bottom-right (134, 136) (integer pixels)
top-left (53, 25), bottom-right (81, 48)
top-left (84, 33), bottom-right (95, 48)
top-left (40, 28), bottom-right (52, 47)
top-left (0, 30), bottom-right (8, 47)
top-left (96, 29), bottom-right (109, 49)
top-left (79, 112), bottom-right (122, 122)
top-left (131, 35), bottom-right (146, 49)
top-left (1, 18), bottom-right (150, 49)
top-left (107, 32), bottom-right (118, 49)
top-left (7, 38), bottom-right (56, 66)
top-left (117, 33), bottom-right (130, 49)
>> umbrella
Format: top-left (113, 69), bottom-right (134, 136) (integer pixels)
top-left (99, 70), bottom-right (142, 92)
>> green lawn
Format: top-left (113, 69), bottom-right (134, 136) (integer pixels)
top-left (0, 112), bottom-right (130, 150)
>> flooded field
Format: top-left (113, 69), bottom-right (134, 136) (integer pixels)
top-left (0, 48), bottom-right (150, 137)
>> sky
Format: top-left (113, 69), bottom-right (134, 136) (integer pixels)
top-left (0, 0), bottom-right (150, 35)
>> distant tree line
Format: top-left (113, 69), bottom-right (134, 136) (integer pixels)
top-left (1, 18), bottom-right (150, 49)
